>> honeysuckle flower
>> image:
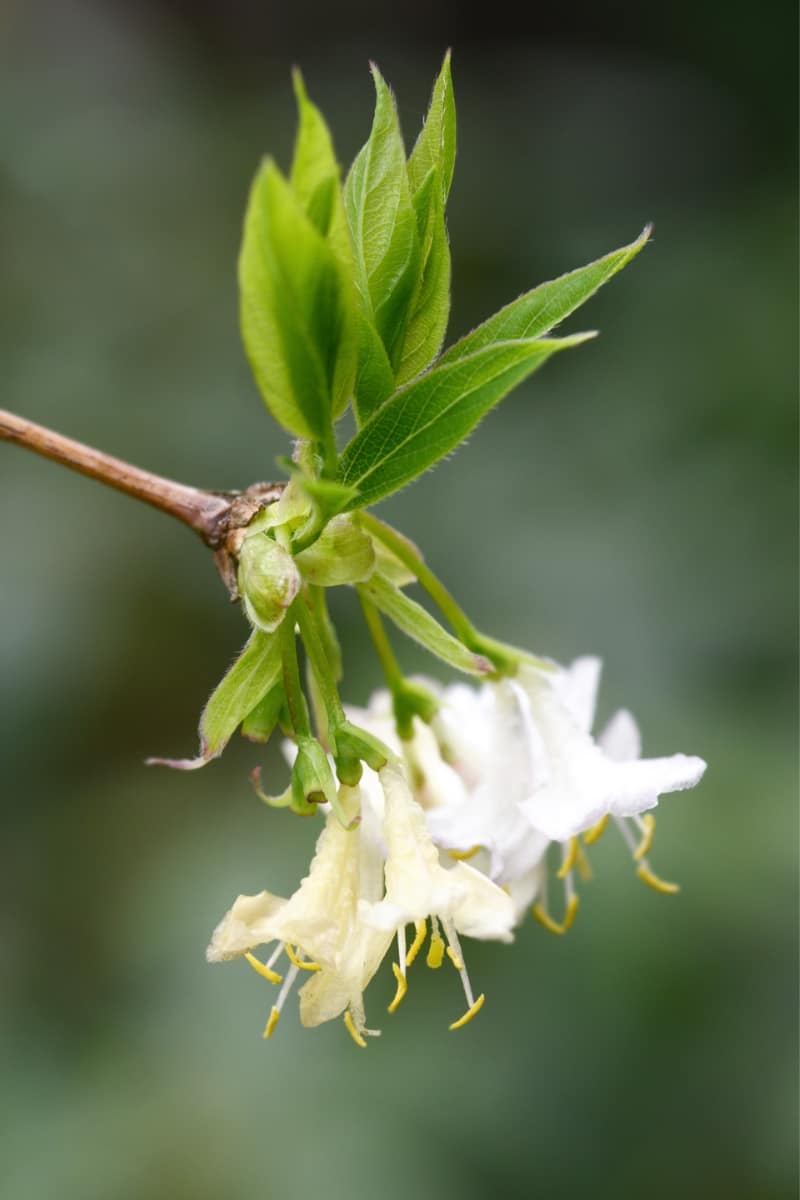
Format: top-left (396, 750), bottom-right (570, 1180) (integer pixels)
top-left (361, 762), bottom-right (516, 1030)
top-left (514, 656), bottom-right (706, 840)
top-left (207, 784), bottom-right (392, 1043)
top-left (388, 657), bottom-right (706, 931)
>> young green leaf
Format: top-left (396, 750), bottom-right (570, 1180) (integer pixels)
top-left (395, 165), bottom-right (451, 386)
top-left (359, 573), bottom-right (491, 676)
top-left (339, 333), bottom-right (594, 508)
top-left (345, 66), bottom-right (422, 420)
top-left (239, 159), bottom-right (357, 441)
top-left (407, 50), bottom-right (456, 201)
top-left (147, 630), bottom-right (282, 769)
top-left (290, 70), bottom-right (355, 383)
top-left (440, 227), bottom-right (651, 365)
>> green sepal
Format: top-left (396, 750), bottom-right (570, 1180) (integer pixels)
top-left (295, 514), bottom-right (376, 586)
top-left (239, 158), bottom-right (357, 440)
top-left (240, 680), bottom-right (285, 743)
top-left (332, 720), bottom-right (393, 783)
top-left (391, 678), bottom-right (440, 742)
top-left (407, 50), bottom-right (456, 201)
top-left (440, 227), bottom-right (651, 366)
top-left (360, 572), bottom-right (492, 677)
top-left (238, 530), bottom-right (300, 632)
top-left (339, 333), bottom-right (594, 509)
top-left (146, 630), bottom-right (282, 770)
top-left (250, 767), bottom-right (294, 808)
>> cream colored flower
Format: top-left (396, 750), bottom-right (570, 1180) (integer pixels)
top-left (361, 762), bottom-right (515, 1030)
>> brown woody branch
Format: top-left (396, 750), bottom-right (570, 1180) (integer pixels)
top-left (0, 409), bottom-right (285, 589)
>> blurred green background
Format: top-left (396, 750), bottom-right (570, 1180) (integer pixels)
top-left (1, 2), bottom-right (796, 1198)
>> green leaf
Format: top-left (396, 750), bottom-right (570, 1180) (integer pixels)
top-left (147, 630), bottom-right (282, 768)
top-left (360, 573), bottom-right (491, 676)
top-left (345, 66), bottom-right (422, 420)
top-left (339, 333), bottom-right (594, 508)
top-left (440, 227), bottom-right (651, 365)
top-left (239, 159), bottom-right (357, 439)
top-left (290, 70), bottom-right (355, 405)
top-left (407, 50), bottom-right (456, 200)
top-left (395, 166), bottom-right (451, 385)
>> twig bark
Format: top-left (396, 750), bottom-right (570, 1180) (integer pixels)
top-left (0, 409), bottom-right (283, 558)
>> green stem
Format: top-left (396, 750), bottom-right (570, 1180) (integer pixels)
top-left (294, 591), bottom-right (347, 730)
top-left (359, 511), bottom-right (522, 675)
top-left (357, 585), bottom-right (440, 740)
top-left (357, 589), bottom-right (404, 690)
top-left (279, 606), bottom-right (311, 739)
top-left (359, 512), bottom-right (473, 640)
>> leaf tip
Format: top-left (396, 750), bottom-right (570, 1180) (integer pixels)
top-left (291, 66), bottom-right (308, 104)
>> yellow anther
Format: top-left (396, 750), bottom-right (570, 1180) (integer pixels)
top-left (262, 1006), bottom-right (280, 1040)
top-left (244, 951), bottom-right (282, 985)
top-left (284, 943), bottom-right (321, 971)
top-left (406, 919), bottom-right (427, 967)
top-left (557, 837), bottom-right (579, 879)
top-left (532, 893), bottom-right (580, 935)
top-left (449, 844), bottom-right (481, 861)
top-left (343, 1009), bottom-right (367, 1048)
top-left (636, 863), bottom-right (680, 894)
top-left (575, 843), bottom-right (593, 882)
top-left (446, 945), bottom-right (463, 971)
top-left (634, 814), bottom-right (656, 861)
top-left (427, 933), bottom-right (445, 969)
top-left (583, 813), bottom-right (609, 845)
top-left (387, 962), bottom-right (408, 1013)
top-left (448, 993), bottom-right (486, 1031)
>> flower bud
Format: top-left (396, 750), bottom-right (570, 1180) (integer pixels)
top-left (295, 515), bottom-right (376, 586)
top-left (238, 531), bottom-right (300, 632)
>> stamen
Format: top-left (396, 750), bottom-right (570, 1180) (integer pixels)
top-left (583, 813), bottom-right (609, 845)
top-left (633, 813), bottom-right (656, 860)
top-left (427, 915), bottom-right (445, 968)
top-left (427, 933), bottom-right (445, 969)
top-left (636, 863), bottom-right (680, 894)
top-left (273, 963), bottom-right (300, 1017)
top-left (532, 894), bottom-right (580, 935)
top-left (449, 845), bottom-right (481, 861)
top-left (446, 945), bottom-right (463, 971)
top-left (575, 843), bottom-right (593, 882)
top-left (262, 1006), bottom-right (280, 1039)
top-left (406, 919), bottom-right (427, 966)
top-left (343, 1009), bottom-right (368, 1048)
top-left (397, 926), bottom-right (407, 976)
top-left (449, 993), bottom-right (485, 1031)
top-left (244, 951), bottom-right (283, 985)
top-left (284, 943), bottom-right (321, 971)
top-left (387, 962), bottom-right (408, 1013)
top-left (557, 837), bottom-right (579, 879)
top-left (442, 920), bottom-right (476, 1012)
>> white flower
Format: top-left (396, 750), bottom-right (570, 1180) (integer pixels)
top-left (361, 762), bottom-right (515, 1030)
top-left (397, 656), bottom-right (706, 929)
top-left (207, 785), bottom-right (392, 1044)
top-left (515, 657), bottom-right (707, 841)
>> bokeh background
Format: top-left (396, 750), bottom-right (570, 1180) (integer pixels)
top-left (1, 2), bottom-right (796, 1197)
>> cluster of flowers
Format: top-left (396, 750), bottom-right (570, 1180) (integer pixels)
top-left (207, 655), bottom-right (706, 1046)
